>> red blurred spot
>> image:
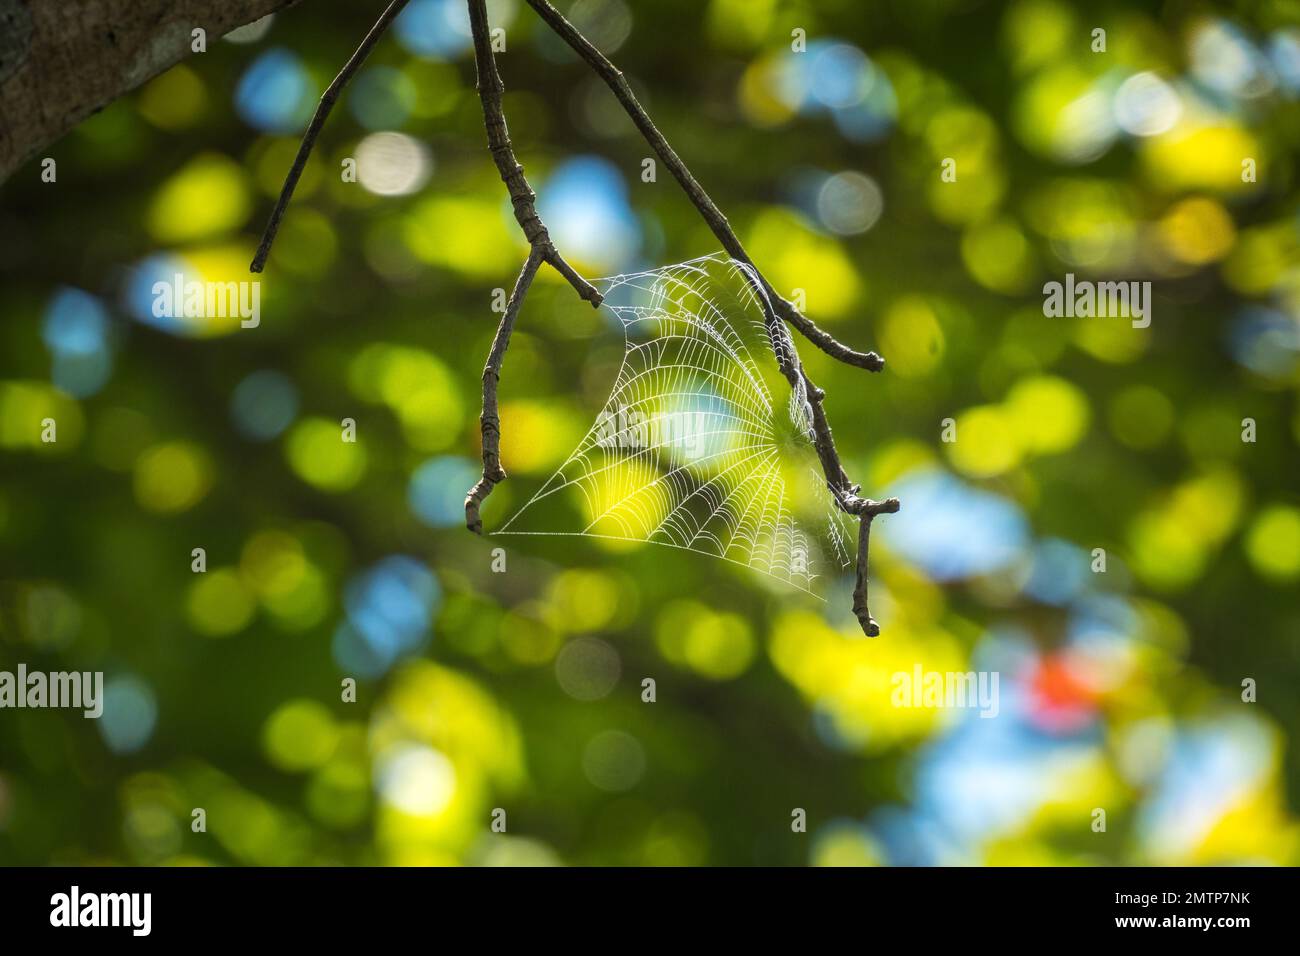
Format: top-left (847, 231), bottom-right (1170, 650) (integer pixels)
top-left (1026, 654), bottom-right (1099, 732)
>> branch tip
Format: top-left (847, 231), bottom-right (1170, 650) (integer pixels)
top-left (851, 501), bottom-right (897, 638)
top-left (250, 0), bottom-right (412, 274)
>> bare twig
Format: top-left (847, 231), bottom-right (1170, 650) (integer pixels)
top-left (465, 246), bottom-right (544, 532)
top-left (251, 0), bottom-right (412, 273)
top-left (524, 0), bottom-right (899, 634)
top-left (851, 500), bottom-right (896, 636)
top-left (852, 513), bottom-right (878, 635)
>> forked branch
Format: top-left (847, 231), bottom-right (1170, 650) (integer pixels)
top-left (248, 0), bottom-right (601, 533)
top-left (465, 0), bottom-right (602, 308)
top-left (461, 0), bottom-right (601, 527)
top-left (524, 0), bottom-right (899, 633)
top-left (249, 0), bottom-right (603, 306)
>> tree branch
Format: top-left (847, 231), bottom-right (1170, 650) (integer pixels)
top-left (521, 0), bottom-right (881, 371)
top-left (250, 0), bottom-right (411, 272)
top-left (248, 0), bottom-right (603, 305)
top-left (465, 0), bottom-right (602, 306)
top-left (524, 0), bottom-right (899, 635)
top-left (458, 0), bottom-right (604, 531)
top-left (850, 495), bottom-right (899, 635)
top-left (244, 0), bottom-right (602, 537)
top-left (465, 246), bottom-right (544, 532)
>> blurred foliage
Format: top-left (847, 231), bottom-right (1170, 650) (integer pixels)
top-left (2, 0), bottom-right (1300, 866)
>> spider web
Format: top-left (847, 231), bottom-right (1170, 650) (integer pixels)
top-left (496, 253), bottom-right (854, 596)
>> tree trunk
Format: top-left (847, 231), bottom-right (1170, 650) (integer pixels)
top-left (0, 0), bottom-right (303, 182)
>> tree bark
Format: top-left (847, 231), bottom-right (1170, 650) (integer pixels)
top-left (0, 0), bottom-right (302, 182)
